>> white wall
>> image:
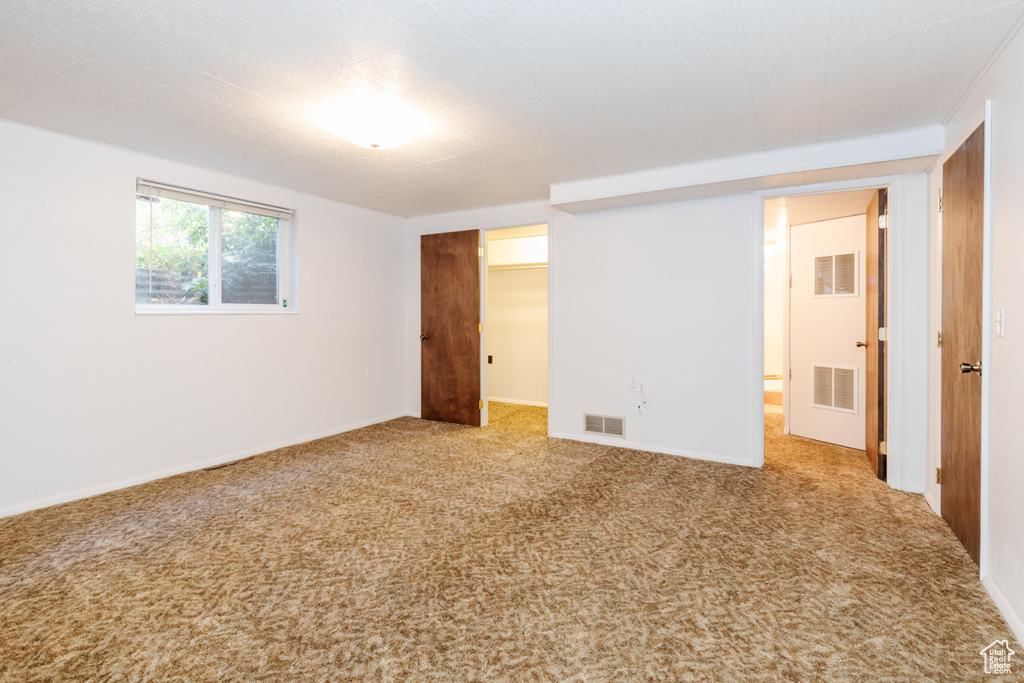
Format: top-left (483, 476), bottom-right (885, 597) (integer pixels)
top-left (405, 195), bottom-right (759, 465)
top-left (764, 246), bottom-right (786, 377)
top-left (0, 120), bottom-right (406, 516)
top-left (925, 23), bottom-right (1024, 642)
top-left (486, 267), bottom-right (548, 405)
top-left (551, 196), bottom-right (758, 464)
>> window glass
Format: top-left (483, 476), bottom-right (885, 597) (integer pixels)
top-left (221, 209), bottom-right (278, 304)
top-left (135, 196), bottom-right (209, 304)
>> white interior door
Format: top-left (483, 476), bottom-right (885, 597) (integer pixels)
top-left (789, 215), bottom-right (867, 450)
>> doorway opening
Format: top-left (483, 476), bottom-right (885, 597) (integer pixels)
top-left (483, 224), bottom-right (549, 421)
top-left (763, 188), bottom-right (888, 479)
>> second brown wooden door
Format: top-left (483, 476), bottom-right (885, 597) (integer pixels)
top-left (941, 123), bottom-right (985, 565)
top-left (421, 229), bottom-right (482, 426)
top-left (865, 189), bottom-right (887, 479)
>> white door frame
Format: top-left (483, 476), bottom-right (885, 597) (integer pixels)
top-left (478, 219), bottom-right (553, 432)
top-left (754, 174), bottom-right (907, 490)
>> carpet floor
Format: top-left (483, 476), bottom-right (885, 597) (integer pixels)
top-left (0, 404), bottom-right (1019, 682)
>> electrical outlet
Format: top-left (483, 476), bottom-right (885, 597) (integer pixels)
top-left (630, 377), bottom-right (638, 392)
top-left (638, 378), bottom-right (647, 392)
top-left (365, 367), bottom-right (373, 380)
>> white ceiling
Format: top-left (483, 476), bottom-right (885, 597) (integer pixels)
top-left (764, 188), bottom-right (877, 240)
top-left (2, 0), bottom-right (1022, 217)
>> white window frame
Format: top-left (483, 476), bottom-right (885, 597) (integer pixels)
top-left (134, 179), bottom-right (295, 315)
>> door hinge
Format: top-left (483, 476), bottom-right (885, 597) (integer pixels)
top-left (478, 246), bottom-right (484, 258)
top-left (937, 331), bottom-right (943, 348)
top-left (936, 467), bottom-right (943, 484)
top-left (479, 399), bottom-right (484, 410)
top-left (789, 369), bottom-right (792, 380)
top-left (878, 326), bottom-right (887, 342)
top-left (879, 215), bottom-right (887, 230)
top-left (879, 440), bottom-right (887, 456)
top-left (479, 323), bottom-right (483, 333)
top-left (938, 194), bottom-right (944, 212)
top-left (789, 275), bottom-right (792, 288)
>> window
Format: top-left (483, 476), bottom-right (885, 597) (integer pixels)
top-left (135, 180), bottom-right (294, 312)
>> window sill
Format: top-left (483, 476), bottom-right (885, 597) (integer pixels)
top-left (135, 306), bottom-right (298, 316)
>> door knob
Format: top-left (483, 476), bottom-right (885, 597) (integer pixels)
top-left (856, 341), bottom-right (868, 348)
top-left (420, 333), bottom-right (429, 341)
top-left (959, 361), bottom-right (982, 375)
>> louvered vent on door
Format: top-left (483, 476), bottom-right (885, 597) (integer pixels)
top-left (813, 366), bottom-right (858, 413)
top-left (814, 256), bottom-right (833, 295)
top-left (813, 366), bottom-right (833, 406)
top-left (834, 253), bottom-right (856, 294)
top-left (584, 414), bottom-right (625, 437)
top-left (814, 252), bottom-right (858, 296)
top-left (833, 368), bottom-right (856, 410)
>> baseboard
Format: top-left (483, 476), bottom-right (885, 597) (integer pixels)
top-left (923, 488), bottom-right (941, 515)
top-left (982, 574), bottom-right (1024, 646)
top-left (488, 397), bottom-right (548, 407)
top-left (0, 411), bottom-right (409, 519)
top-left (548, 431), bottom-right (755, 468)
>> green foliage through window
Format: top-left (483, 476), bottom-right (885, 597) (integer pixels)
top-left (136, 195), bottom-right (280, 306)
top-left (136, 197), bottom-right (210, 304)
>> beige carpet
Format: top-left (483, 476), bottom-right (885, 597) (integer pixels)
top-left (0, 405), bottom-right (1019, 681)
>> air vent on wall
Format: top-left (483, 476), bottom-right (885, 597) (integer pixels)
top-left (813, 365), bottom-right (858, 413)
top-left (584, 413), bottom-right (625, 437)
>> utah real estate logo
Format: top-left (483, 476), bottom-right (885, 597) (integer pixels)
top-left (980, 640), bottom-right (1014, 675)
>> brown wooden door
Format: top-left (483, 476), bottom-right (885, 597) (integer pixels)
top-left (421, 229), bottom-right (482, 426)
top-left (941, 123), bottom-right (985, 565)
top-left (865, 189), bottom-right (888, 479)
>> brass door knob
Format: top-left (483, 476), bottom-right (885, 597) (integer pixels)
top-left (856, 341), bottom-right (868, 348)
top-left (959, 361), bottom-right (982, 375)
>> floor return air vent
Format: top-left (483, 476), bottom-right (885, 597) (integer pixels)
top-left (584, 413), bottom-right (625, 437)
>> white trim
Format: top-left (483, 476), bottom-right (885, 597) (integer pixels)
top-left (783, 219), bottom-right (792, 434)
top-left (982, 575), bottom-right (1024, 646)
top-left (924, 488), bottom-right (940, 515)
top-left (936, 107), bottom-right (987, 169)
top-left (756, 175), bottom-right (906, 489)
top-left (488, 263), bottom-right (547, 271)
top-left (551, 126), bottom-right (943, 211)
top-left (488, 397), bottom-right (548, 407)
top-left (980, 101), bottom-right (994, 578)
top-left (549, 432), bottom-right (756, 468)
top-left (547, 220), bottom-right (555, 439)
top-left (135, 307), bottom-right (298, 316)
top-left (0, 412), bottom-right (408, 519)
top-left (888, 176), bottom-right (906, 491)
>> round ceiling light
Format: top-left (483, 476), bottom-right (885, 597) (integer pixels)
top-left (318, 91), bottom-right (434, 150)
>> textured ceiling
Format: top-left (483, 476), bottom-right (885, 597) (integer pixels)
top-left (765, 188), bottom-right (877, 240)
top-left (2, 0), bottom-right (1022, 217)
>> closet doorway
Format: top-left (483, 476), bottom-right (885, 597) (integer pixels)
top-left (484, 224), bottom-right (549, 409)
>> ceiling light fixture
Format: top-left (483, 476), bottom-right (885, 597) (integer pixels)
top-left (318, 91), bottom-right (434, 150)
